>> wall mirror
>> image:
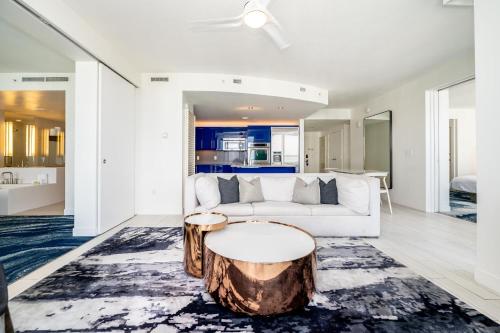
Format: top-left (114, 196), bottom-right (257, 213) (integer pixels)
top-left (364, 110), bottom-right (393, 188)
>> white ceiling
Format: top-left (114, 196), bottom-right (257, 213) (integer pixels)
top-left (186, 91), bottom-right (323, 121)
top-left (64, 0), bottom-right (474, 106)
top-left (305, 119), bottom-right (350, 132)
top-left (0, 91), bottom-right (66, 122)
top-left (0, 18), bottom-right (74, 73)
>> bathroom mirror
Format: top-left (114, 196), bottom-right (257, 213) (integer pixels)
top-left (364, 110), bottom-right (392, 188)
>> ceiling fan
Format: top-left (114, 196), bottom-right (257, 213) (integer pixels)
top-left (190, 0), bottom-right (291, 50)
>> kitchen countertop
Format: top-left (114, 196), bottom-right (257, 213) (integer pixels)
top-left (196, 163), bottom-right (296, 168)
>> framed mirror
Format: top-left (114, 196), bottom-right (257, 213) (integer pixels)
top-left (364, 110), bottom-right (393, 188)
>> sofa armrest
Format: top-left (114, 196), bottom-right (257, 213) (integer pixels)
top-left (184, 173), bottom-right (201, 215)
top-left (365, 176), bottom-right (380, 219)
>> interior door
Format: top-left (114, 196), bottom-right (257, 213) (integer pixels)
top-left (98, 64), bottom-right (136, 233)
top-left (327, 130), bottom-right (343, 169)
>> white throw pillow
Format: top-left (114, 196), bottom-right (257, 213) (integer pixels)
top-left (195, 176), bottom-right (221, 209)
top-left (260, 177), bottom-right (296, 202)
top-left (336, 176), bottom-right (370, 215)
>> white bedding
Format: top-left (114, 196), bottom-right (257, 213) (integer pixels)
top-left (451, 175), bottom-right (477, 193)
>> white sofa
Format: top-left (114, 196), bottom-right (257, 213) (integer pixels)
top-left (184, 173), bottom-right (380, 237)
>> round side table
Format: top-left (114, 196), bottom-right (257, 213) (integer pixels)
top-left (203, 220), bottom-right (316, 316)
top-left (183, 212), bottom-right (228, 278)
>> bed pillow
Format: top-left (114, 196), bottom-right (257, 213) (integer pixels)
top-left (336, 176), bottom-right (370, 215)
top-left (260, 176), bottom-right (296, 202)
top-left (195, 176), bottom-right (220, 209)
top-left (319, 178), bottom-right (339, 205)
top-left (218, 175), bottom-right (240, 204)
top-left (239, 177), bottom-right (265, 203)
top-left (293, 178), bottom-right (321, 204)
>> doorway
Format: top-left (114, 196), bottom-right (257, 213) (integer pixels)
top-left (430, 79), bottom-right (477, 222)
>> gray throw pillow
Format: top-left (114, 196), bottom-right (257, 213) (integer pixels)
top-left (239, 177), bottom-right (265, 203)
top-left (218, 176), bottom-right (239, 204)
top-left (292, 178), bottom-right (320, 205)
top-left (319, 178), bottom-right (339, 205)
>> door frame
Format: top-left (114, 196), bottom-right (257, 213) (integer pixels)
top-left (425, 76), bottom-right (475, 213)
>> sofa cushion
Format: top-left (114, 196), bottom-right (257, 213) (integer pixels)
top-left (195, 176), bottom-right (220, 209)
top-left (307, 204), bottom-right (362, 216)
top-left (260, 177), bottom-right (296, 202)
top-left (239, 177), bottom-right (265, 203)
top-left (336, 176), bottom-right (370, 215)
top-left (195, 203), bottom-right (253, 216)
top-left (252, 201), bottom-right (311, 216)
top-left (218, 175), bottom-right (239, 204)
top-left (293, 178), bottom-right (320, 204)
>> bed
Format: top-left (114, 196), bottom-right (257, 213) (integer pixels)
top-left (451, 175), bottom-right (477, 194)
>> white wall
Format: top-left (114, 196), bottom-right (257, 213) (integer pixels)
top-left (350, 51), bottom-right (475, 211)
top-left (136, 73), bottom-right (328, 215)
top-left (449, 108), bottom-right (476, 176)
top-left (0, 73), bottom-right (75, 214)
top-left (474, 0), bottom-right (500, 295)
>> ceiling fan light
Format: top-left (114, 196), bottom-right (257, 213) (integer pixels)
top-left (244, 10), bottom-right (267, 29)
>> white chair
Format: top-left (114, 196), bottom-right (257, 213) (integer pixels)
top-left (365, 171), bottom-right (392, 214)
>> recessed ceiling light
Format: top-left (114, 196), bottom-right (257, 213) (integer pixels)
top-left (242, 117), bottom-right (249, 120)
top-left (15, 119), bottom-right (21, 122)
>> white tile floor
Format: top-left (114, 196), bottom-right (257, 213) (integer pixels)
top-left (7, 206), bottom-right (500, 324)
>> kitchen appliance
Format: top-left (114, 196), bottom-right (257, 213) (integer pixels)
top-left (222, 138), bottom-right (246, 151)
top-left (248, 142), bottom-right (270, 165)
top-left (271, 127), bottom-right (299, 166)
top-left (272, 151), bottom-right (282, 164)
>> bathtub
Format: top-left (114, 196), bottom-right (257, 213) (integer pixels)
top-left (0, 183), bottom-right (64, 215)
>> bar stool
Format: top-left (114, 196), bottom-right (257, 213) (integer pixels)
top-left (365, 171), bottom-right (393, 214)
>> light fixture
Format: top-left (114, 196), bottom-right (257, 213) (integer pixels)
top-left (57, 131), bottom-right (65, 157)
top-left (244, 10), bottom-right (267, 29)
top-left (242, 117), bottom-right (249, 120)
top-left (41, 128), bottom-right (50, 157)
top-left (15, 119), bottom-right (21, 122)
top-left (4, 122), bottom-right (13, 157)
top-left (25, 124), bottom-right (36, 157)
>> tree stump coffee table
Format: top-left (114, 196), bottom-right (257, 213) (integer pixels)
top-left (183, 212), bottom-right (228, 278)
top-left (203, 221), bottom-right (316, 316)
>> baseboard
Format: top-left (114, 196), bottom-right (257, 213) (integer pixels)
top-left (72, 227), bottom-right (98, 237)
top-left (475, 268), bottom-right (500, 295)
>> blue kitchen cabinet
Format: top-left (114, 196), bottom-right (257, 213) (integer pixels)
top-left (195, 164), bottom-right (233, 173)
top-left (232, 166), bottom-right (296, 173)
top-left (196, 127), bottom-right (218, 150)
top-left (247, 126), bottom-right (271, 143)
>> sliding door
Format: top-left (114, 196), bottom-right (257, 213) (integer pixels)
top-left (98, 64), bottom-right (135, 233)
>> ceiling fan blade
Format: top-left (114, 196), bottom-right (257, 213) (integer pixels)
top-left (258, 0), bottom-right (272, 7)
top-left (262, 22), bottom-right (291, 49)
top-left (190, 15), bottom-right (243, 30)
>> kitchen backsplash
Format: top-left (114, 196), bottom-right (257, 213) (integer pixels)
top-left (196, 150), bottom-right (246, 165)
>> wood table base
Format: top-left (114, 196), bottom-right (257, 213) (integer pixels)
top-left (203, 246), bottom-right (316, 316)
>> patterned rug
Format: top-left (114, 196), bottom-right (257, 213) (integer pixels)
top-left (0, 215), bottom-right (92, 283)
top-left (442, 190), bottom-right (477, 223)
top-left (9, 227), bottom-right (500, 332)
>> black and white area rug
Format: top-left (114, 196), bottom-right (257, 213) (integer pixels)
top-left (9, 227), bottom-right (500, 332)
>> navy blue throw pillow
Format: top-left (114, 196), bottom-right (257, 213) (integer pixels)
top-left (319, 178), bottom-right (339, 205)
top-left (218, 176), bottom-right (240, 204)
